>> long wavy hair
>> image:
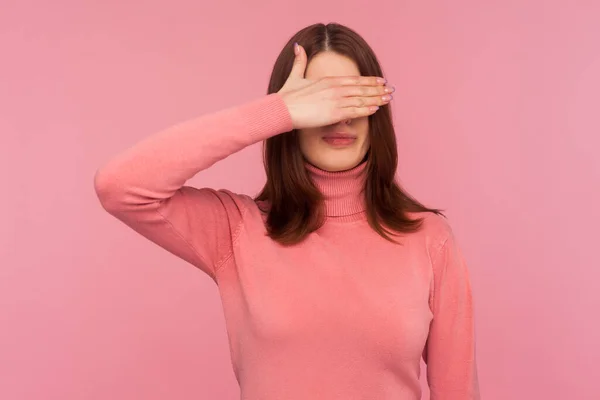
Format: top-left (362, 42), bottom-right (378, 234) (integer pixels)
top-left (255, 22), bottom-right (443, 245)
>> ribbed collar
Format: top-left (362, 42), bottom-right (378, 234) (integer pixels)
top-left (305, 161), bottom-right (368, 219)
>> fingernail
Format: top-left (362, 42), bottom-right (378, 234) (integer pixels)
top-left (377, 78), bottom-right (387, 84)
top-left (294, 42), bottom-right (299, 55)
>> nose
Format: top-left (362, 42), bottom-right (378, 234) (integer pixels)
top-left (324, 119), bottom-right (352, 130)
top-left (335, 119), bottom-right (352, 127)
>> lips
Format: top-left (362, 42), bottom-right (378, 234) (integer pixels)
top-left (323, 132), bottom-right (356, 139)
top-left (322, 133), bottom-right (357, 146)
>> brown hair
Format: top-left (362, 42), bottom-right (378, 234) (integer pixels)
top-left (255, 22), bottom-right (443, 245)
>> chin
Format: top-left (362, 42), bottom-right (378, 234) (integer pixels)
top-left (308, 157), bottom-right (365, 172)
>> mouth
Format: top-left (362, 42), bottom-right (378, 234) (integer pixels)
top-left (322, 133), bottom-right (357, 147)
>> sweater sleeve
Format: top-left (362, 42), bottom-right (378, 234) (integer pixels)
top-left (424, 228), bottom-right (481, 399)
top-left (93, 93), bottom-right (293, 282)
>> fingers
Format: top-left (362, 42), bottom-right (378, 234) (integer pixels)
top-left (319, 77), bottom-right (394, 109)
top-left (338, 92), bottom-right (393, 109)
top-left (288, 43), bottom-right (307, 79)
top-left (322, 75), bottom-right (387, 87)
top-left (335, 106), bottom-right (382, 120)
top-left (338, 84), bottom-right (395, 98)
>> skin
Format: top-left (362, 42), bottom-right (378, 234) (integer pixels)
top-left (297, 51), bottom-right (373, 172)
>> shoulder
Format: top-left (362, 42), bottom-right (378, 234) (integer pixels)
top-left (179, 186), bottom-right (260, 218)
top-left (407, 210), bottom-right (453, 238)
top-left (406, 210), bottom-right (455, 252)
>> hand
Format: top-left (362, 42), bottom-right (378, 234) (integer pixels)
top-left (277, 43), bottom-right (394, 130)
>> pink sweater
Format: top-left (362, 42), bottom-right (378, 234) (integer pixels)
top-left (94, 93), bottom-right (480, 399)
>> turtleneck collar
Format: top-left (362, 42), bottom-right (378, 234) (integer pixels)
top-left (305, 161), bottom-right (368, 219)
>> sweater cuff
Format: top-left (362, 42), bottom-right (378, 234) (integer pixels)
top-left (241, 93), bottom-right (294, 143)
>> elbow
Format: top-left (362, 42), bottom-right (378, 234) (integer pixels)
top-left (93, 165), bottom-right (125, 214)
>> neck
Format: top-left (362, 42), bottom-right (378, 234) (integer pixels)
top-left (305, 161), bottom-right (368, 220)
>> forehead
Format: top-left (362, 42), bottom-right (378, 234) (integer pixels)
top-left (305, 51), bottom-right (360, 80)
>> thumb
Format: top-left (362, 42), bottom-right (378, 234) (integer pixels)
top-left (288, 42), bottom-right (307, 80)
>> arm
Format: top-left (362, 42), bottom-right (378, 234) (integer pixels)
top-left (93, 93), bottom-right (293, 281)
top-left (424, 228), bottom-right (480, 399)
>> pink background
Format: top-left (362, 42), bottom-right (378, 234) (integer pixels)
top-left (1, 1), bottom-right (599, 399)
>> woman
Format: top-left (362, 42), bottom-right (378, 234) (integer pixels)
top-left (95, 22), bottom-right (480, 400)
